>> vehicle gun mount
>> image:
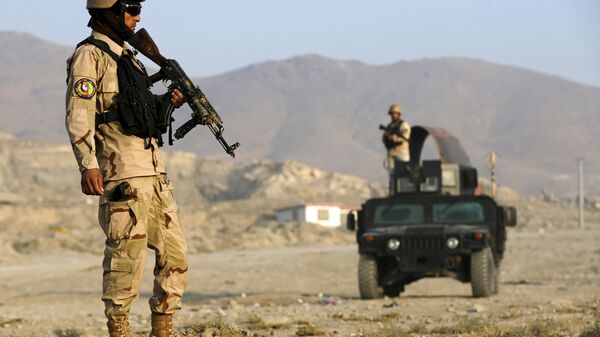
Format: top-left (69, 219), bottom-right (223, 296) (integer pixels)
top-left (392, 126), bottom-right (477, 196)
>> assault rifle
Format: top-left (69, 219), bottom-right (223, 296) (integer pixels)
top-left (379, 123), bottom-right (409, 141)
top-left (379, 123), bottom-right (408, 149)
top-left (129, 29), bottom-right (240, 157)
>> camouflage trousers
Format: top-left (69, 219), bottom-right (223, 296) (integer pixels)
top-left (385, 154), bottom-right (409, 172)
top-left (98, 174), bottom-right (189, 321)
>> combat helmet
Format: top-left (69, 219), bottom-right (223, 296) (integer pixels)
top-left (388, 104), bottom-right (402, 115)
top-left (87, 0), bottom-right (145, 9)
top-left (86, 0), bottom-right (145, 42)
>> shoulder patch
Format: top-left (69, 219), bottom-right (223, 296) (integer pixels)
top-left (74, 78), bottom-right (97, 99)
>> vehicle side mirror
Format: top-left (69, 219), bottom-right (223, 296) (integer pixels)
top-left (347, 211), bottom-right (357, 231)
top-left (505, 207), bottom-right (517, 227)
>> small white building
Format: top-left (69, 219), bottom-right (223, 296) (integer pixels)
top-left (275, 203), bottom-right (355, 227)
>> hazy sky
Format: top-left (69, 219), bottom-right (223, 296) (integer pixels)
top-left (1, 1), bottom-right (599, 86)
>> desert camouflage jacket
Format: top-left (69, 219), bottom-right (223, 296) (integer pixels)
top-left (65, 30), bottom-right (166, 181)
top-left (384, 120), bottom-right (411, 161)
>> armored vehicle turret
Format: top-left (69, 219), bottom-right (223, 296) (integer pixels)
top-left (348, 126), bottom-right (517, 298)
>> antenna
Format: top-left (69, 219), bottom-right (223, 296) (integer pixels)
top-left (489, 152), bottom-right (497, 198)
top-left (577, 158), bottom-right (585, 229)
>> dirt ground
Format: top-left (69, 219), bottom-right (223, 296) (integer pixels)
top-left (0, 225), bottom-right (599, 337)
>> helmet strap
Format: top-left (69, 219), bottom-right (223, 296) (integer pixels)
top-left (116, 1), bottom-right (134, 41)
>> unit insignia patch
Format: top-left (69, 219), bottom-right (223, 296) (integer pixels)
top-left (74, 78), bottom-right (97, 99)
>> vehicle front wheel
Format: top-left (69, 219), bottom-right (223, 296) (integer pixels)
top-left (358, 254), bottom-right (384, 299)
top-left (470, 246), bottom-right (498, 298)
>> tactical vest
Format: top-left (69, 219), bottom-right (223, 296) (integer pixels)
top-left (74, 36), bottom-right (165, 144)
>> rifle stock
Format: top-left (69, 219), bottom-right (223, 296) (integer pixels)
top-left (128, 28), bottom-right (166, 66)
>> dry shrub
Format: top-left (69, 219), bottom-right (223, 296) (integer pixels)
top-left (331, 312), bottom-right (401, 323)
top-left (578, 317), bottom-right (600, 337)
top-left (296, 325), bottom-right (325, 336)
top-left (478, 319), bottom-right (567, 337)
top-left (431, 319), bottom-right (487, 334)
top-left (241, 314), bottom-right (288, 331)
top-left (53, 330), bottom-right (82, 337)
top-left (243, 314), bottom-right (268, 330)
top-left (329, 312), bottom-right (370, 322)
top-left (386, 318), bottom-right (572, 337)
top-left (376, 312), bottom-right (402, 323)
top-left (181, 320), bottom-right (254, 337)
top-left (365, 326), bottom-right (411, 337)
top-left (408, 322), bottom-right (427, 334)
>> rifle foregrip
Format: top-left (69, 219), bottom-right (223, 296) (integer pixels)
top-left (174, 119), bottom-right (197, 139)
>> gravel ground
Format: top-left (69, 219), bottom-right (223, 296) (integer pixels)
top-left (0, 226), bottom-right (599, 337)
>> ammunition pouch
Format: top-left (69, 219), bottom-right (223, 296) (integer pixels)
top-left (116, 52), bottom-right (160, 140)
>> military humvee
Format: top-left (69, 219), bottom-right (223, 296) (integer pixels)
top-left (347, 126), bottom-right (517, 298)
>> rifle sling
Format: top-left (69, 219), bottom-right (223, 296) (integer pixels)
top-left (95, 110), bottom-right (120, 126)
top-left (77, 36), bottom-right (120, 62)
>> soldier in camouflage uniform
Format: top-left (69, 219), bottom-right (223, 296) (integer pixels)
top-left (382, 104), bottom-right (411, 171)
top-left (65, 1), bottom-right (188, 336)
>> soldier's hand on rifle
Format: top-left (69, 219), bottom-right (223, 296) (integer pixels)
top-left (170, 89), bottom-right (186, 108)
top-left (81, 168), bottom-right (104, 196)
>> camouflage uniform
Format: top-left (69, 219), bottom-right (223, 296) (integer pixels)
top-left (65, 31), bottom-right (188, 321)
top-left (383, 119), bottom-right (411, 169)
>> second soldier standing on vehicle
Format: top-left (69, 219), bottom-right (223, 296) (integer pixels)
top-left (382, 103), bottom-right (411, 171)
top-left (65, 1), bottom-right (188, 336)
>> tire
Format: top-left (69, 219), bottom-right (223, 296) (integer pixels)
top-left (470, 246), bottom-right (498, 298)
top-left (358, 254), bottom-right (384, 299)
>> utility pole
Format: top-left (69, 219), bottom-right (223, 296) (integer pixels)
top-left (578, 158), bottom-right (585, 229)
top-left (489, 152), bottom-right (497, 199)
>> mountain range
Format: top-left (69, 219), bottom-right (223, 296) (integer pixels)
top-left (1, 31), bottom-right (598, 196)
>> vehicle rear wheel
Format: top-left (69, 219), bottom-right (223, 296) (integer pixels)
top-left (358, 254), bottom-right (384, 299)
top-left (470, 246), bottom-right (498, 298)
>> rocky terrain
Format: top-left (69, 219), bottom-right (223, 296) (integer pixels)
top-left (2, 134), bottom-right (596, 258)
top-left (2, 31), bottom-right (600, 195)
top-left (0, 134), bottom-right (385, 258)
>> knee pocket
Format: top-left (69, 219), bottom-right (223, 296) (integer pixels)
top-left (103, 254), bottom-right (135, 299)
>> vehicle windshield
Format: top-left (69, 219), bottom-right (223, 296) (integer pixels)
top-left (374, 204), bottom-right (425, 226)
top-left (433, 202), bottom-right (485, 224)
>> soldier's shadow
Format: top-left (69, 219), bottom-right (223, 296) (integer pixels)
top-left (138, 291), bottom-right (473, 303)
top-left (401, 294), bottom-right (472, 299)
top-left (139, 291), bottom-right (242, 303)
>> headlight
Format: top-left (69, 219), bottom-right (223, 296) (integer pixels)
top-left (446, 237), bottom-right (459, 249)
top-left (387, 238), bottom-right (401, 250)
